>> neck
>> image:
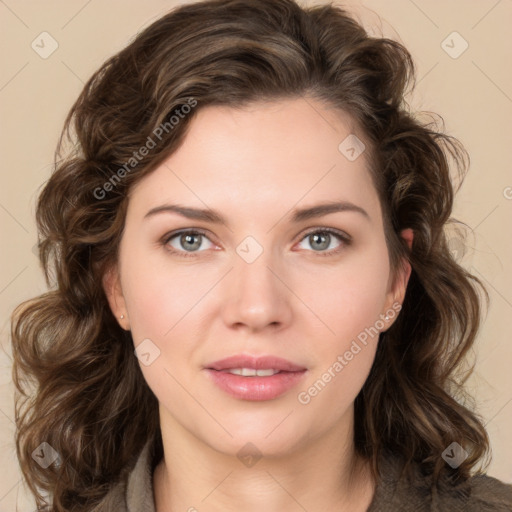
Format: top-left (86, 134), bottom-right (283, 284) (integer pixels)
top-left (153, 407), bottom-right (376, 512)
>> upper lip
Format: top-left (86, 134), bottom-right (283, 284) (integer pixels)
top-left (206, 355), bottom-right (307, 372)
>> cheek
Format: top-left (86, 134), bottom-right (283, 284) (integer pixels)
top-left (295, 273), bottom-right (385, 416)
top-left (121, 249), bottom-right (216, 342)
top-left (297, 247), bottom-right (391, 345)
top-left (119, 251), bottom-right (222, 396)
top-left (293, 245), bottom-right (390, 405)
top-left (120, 257), bottom-right (212, 409)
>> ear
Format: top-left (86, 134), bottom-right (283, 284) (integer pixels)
top-left (383, 228), bottom-right (413, 324)
top-left (102, 264), bottom-right (130, 330)
top-left (401, 227), bottom-right (413, 251)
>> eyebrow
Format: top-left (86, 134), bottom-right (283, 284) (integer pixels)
top-left (143, 200), bottom-right (370, 226)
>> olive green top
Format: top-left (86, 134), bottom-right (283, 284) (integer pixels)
top-left (97, 441), bottom-right (512, 511)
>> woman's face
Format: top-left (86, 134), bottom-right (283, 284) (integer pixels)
top-left (105, 98), bottom-right (410, 457)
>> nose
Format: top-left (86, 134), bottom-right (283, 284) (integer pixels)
top-left (220, 250), bottom-right (293, 333)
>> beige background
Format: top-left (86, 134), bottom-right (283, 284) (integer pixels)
top-left (1, 0), bottom-right (511, 509)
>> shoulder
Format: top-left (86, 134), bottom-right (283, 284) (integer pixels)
top-left (368, 454), bottom-right (512, 512)
top-left (460, 473), bottom-right (512, 511)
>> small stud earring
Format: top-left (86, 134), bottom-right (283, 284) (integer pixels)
top-left (120, 314), bottom-right (125, 319)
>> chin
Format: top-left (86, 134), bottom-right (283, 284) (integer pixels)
top-left (198, 409), bottom-right (313, 459)
top-left (208, 431), bottom-right (306, 462)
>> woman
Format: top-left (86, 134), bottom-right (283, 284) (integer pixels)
top-left (11, 0), bottom-right (512, 510)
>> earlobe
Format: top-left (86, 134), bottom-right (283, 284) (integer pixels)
top-left (102, 265), bottom-right (130, 330)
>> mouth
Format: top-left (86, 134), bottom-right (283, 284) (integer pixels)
top-left (204, 355), bottom-right (308, 401)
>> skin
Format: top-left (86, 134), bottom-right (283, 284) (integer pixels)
top-left (103, 97), bottom-right (412, 512)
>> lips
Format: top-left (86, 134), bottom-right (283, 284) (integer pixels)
top-left (204, 355), bottom-right (308, 401)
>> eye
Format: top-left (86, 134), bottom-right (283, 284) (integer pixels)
top-left (163, 229), bottom-right (216, 256)
top-left (161, 227), bottom-right (351, 258)
top-left (296, 228), bottom-right (350, 255)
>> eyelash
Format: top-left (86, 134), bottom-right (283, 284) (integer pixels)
top-left (161, 227), bottom-right (351, 259)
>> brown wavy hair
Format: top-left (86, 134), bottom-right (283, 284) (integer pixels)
top-left (11, 0), bottom-right (491, 509)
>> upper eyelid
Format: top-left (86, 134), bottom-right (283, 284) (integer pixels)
top-left (300, 226), bottom-right (350, 239)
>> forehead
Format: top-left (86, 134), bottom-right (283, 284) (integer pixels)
top-left (127, 98), bottom-right (382, 225)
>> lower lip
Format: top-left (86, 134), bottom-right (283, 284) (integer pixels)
top-left (204, 369), bottom-right (307, 401)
